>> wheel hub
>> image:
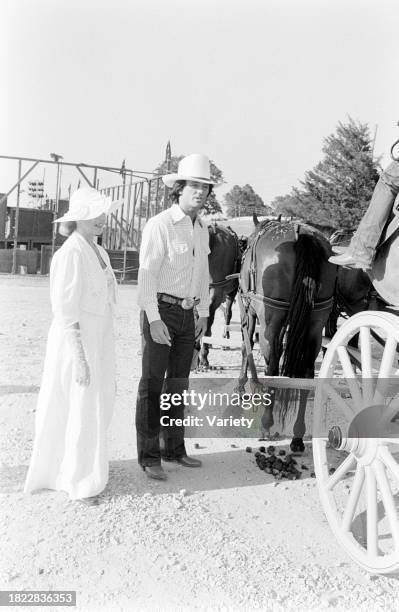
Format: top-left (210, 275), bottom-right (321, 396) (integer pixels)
top-left (328, 404), bottom-right (387, 465)
top-left (328, 425), bottom-right (360, 455)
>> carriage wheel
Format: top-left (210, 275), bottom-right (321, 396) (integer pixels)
top-left (313, 311), bottom-right (399, 574)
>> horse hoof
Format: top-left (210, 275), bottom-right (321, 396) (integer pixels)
top-left (249, 380), bottom-right (265, 394)
top-left (234, 384), bottom-right (247, 395)
top-left (290, 437), bottom-right (305, 453)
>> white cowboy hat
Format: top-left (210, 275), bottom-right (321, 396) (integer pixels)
top-left (162, 153), bottom-right (216, 188)
top-left (54, 187), bottom-right (121, 223)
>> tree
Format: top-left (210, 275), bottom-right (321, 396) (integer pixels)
top-left (272, 117), bottom-right (381, 230)
top-left (153, 155), bottom-right (224, 215)
top-left (224, 184), bottom-right (273, 218)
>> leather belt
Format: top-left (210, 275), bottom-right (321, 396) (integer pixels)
top-left (157, 293), bottom-right (200, 310)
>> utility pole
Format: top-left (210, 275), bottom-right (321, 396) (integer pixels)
top-left (11, 160), bottom-right (22, 274)
top-left (50, 153), bottom-right (63, 256)
top-left (164, 141), bottom-right (171, 209)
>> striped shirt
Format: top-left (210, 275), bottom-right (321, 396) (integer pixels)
top-left (137, 204), bottom-right (210, 323)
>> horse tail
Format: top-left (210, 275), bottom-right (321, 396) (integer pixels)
top-left (278, 233), bottom-right (325, 423)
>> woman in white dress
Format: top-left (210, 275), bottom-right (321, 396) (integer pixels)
top-left (24, 187), bottom-right (118, 505)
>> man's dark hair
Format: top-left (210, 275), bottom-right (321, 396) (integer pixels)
top-left (170, 180), bottom-right (213, 203)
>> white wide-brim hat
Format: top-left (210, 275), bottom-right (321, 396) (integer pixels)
top-left (54, 187), bottom-right (121, 223)
top-left (162, 153), bottom-right (216, 188)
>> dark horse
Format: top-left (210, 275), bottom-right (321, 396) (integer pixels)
top-left (325, 230), bottom-right (373, 340)
top-left (193, 222), bottom-right (246, 370)
top-left (238, 216), bottom-right (337, 451)
top-left (325, 230), bottom-right (399, 366)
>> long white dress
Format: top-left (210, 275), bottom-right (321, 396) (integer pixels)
top-left (24, 232), bottom-right (117, 500)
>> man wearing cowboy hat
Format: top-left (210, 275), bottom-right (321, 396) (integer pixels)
top-left (136, 153), bottom-right (214, 480)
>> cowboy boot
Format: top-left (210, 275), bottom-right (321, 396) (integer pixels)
top-left (328, 248), bottom-right (371, 270)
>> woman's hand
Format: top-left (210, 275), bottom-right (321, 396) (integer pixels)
top-left (65, 326), bottom-right (90, 385)
top-left (74, 358), bottom-right (91, 386)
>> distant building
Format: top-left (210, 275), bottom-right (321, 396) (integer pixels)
top-left (0, 197), bottom-right (69, 250)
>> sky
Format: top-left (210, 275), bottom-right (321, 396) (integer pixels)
top-left (0, 0), bottom-right (398, 208)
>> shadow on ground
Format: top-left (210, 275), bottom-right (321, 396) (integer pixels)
top-left (1, 444), bottom-right (318, 496)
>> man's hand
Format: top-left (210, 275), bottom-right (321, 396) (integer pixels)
top-left (150, 320), bottom-right (171, 345)
top-left (195, 316), bottom-right (208, 341)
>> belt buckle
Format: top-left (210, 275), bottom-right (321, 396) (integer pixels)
top-left (181, 297), bottom-right (194, 310)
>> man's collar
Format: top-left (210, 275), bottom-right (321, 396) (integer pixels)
top-left (170, 204), bottom-right (186, 224)
top-left (170, 203), bottom-right (203, 227)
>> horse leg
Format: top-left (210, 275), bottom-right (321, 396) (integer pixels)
top-left (223, 290), bottom-right (236, 340)
top-left (236, 309), bottom-right (257, 394)
top-left (291, 316), bottom-right (326, 453)
top-left (199, 293), bottom-right (222, 370)
top-left (258, 310), bottom-right (285, 439)
top-left (291, 389), bottom-right (308, 452)
top-left (323, 303), bottom-right (338, 357)
top-left (191, 309), bottom-right (201, 371)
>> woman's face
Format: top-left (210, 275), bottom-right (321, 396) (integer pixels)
top-left (77, 213), bottom-right (106, 236)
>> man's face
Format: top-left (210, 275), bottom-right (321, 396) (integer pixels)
top-left (179, 181), bottom-right (210, 216)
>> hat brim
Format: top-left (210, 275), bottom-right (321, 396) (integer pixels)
top-left (53, 197), bottom-right (122, 223)
top-left (162, 174), bottom-right (216, 189)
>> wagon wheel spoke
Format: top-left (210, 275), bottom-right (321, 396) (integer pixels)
top-left (373, 336), bottom-right (398, 405)
top-left (336, 346), bottom-right (363, 409)
top-left (365, 465), bottom-right (378, 557)
top-left (342, 464), bottom-right (365, 532)
top-left (373, 459), bottom-right (399, 550)
top-left (376, 393), bottom-right (399, 433)
top-left (379, 445), bottom-right (399, 484)
top-left (326, 453), bottom-right (356, 491)
top-left (360, 326), bottom-right (374, 405)
top-left (321, 381), bottom-right (354, 422)
top-left (315, 312), bottom-right (399, 573)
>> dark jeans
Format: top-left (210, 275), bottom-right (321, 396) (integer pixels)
top-left (135, 302), bottom-right (195, 467)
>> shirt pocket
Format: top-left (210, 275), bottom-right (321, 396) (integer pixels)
top-left (169, 239), bottom-right (191, 268)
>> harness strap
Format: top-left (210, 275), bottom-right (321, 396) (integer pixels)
top-left (209, 277), bottom-right (238, 289)
top-left (241, 220), bottom-right (285, 293)
top-left (241, 290), bottom-right (334, 312)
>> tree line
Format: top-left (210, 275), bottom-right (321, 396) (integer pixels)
top-left (153, 117), bottom-right (381, 229)
top-left (271, 117), bottom-right (380, 230)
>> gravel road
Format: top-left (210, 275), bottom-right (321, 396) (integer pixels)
top-left (1, 276), bottom-right (399, 611)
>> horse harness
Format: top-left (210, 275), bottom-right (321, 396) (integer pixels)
top-left (239, 220), bottom-right (334, 314)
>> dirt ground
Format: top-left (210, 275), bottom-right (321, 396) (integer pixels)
top-left (1, 275), bottom-right (399, 612)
